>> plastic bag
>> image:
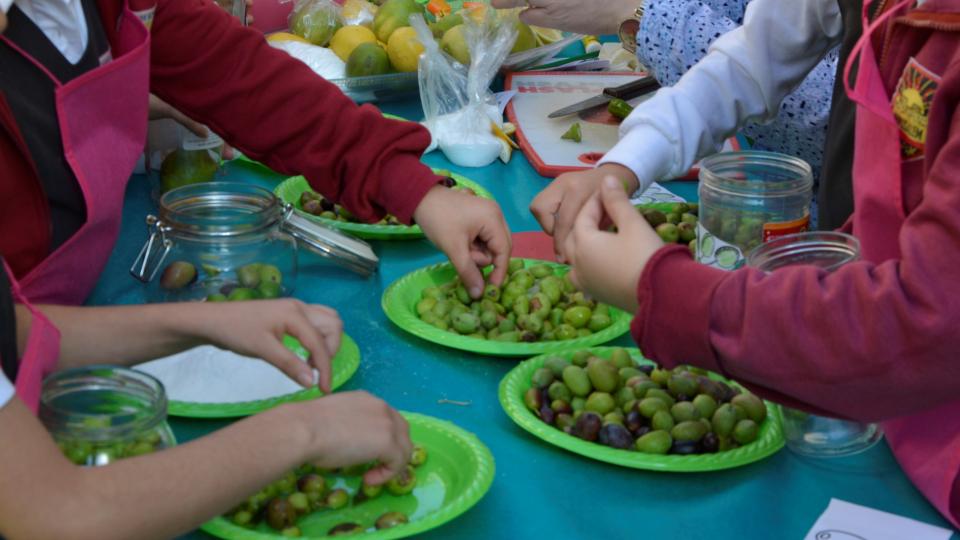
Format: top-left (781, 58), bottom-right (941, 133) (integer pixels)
top-left (412, 8), bottom-right (517, 167)
top-left (288, 0), bottom-right (342, 46)
top-left (339, 0), bottom-right (376, 27)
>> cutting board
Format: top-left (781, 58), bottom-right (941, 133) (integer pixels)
top-left (504, 71), bottom-right (744, 178)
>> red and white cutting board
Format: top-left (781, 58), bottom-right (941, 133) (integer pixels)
top-left (504, 71), bottom-right (741, 178)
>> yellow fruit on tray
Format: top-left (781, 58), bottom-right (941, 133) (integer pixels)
top-left (289, 2), bottom-right (341, 46)
top-left (440, 24), bottom-right (470, 65)
top-left (512, 21), bottom-right (537, 53)
top-left (341, 0), bottom-right (377, 27)
top-left (386, 26), bottom-right (424, 72)
top-left (531, 26), bottom-right (563, 45)
top-left (346, 42), bottom-right (391, 77)
top-left (372, 0), bottom-right (424, 43)
top-left (266, 32), bottom-right (312, 44)
top-left (330, 25), bottom-right (378, 62)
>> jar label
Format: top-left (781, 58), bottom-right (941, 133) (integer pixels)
top-left (762, 215), bottom-right (810, 242)
top-left (695, 223), bottom-right (745, 270)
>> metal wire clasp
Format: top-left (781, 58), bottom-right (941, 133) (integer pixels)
top-left (130, 215), bottom-right (172, 283)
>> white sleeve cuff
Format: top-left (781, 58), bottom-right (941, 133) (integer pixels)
top-left (597, 125), bottom-right (678, 196)
top-left (0, 0), bottom-right (13, 13)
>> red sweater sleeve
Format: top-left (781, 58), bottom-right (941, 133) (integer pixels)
top-left (632, 118), bottom-right (960, 424)
top-left (147, 0), bottom-right (439, 224)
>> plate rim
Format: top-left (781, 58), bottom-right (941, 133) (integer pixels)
top-left (199, 411), bottom-right (496, 540)
top-left (273, 171), bottom-right (494, 240)
top-left (381, 259), bottom-right (633, 357)
top-left (499, 346), bottom-right (785, 472)
top-left (161, 334), bottom-right (361, 418)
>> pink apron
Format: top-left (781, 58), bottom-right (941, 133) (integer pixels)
top-left (844, 0), bottom-right (960, 527)
top-left (0, 1), bottom-right (151, 305)
top-left (2, 264), bottom-right (61, 413)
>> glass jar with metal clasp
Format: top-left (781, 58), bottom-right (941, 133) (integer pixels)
top-left (130, 182), bottom-right (379, 302)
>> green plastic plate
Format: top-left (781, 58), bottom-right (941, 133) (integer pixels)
top-left (274, 171), bottom-right (494, 240)
top-left (166, 334), bottom-right (360, 418)
top-left (200, 412), bottom-right (495, 540)
top-left (381, 259), bottom-right (632, 357)
top-left (499, 347), bottom-right (785, 472)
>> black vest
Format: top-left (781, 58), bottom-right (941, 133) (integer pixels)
top-left (0, 0), bottom-right (111, 252)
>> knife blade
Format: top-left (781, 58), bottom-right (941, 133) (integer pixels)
top-left (547, 76), bottom-right (660, 119)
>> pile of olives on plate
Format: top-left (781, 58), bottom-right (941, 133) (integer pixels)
top-left (638, 202), bottom-right (699, 256)
top-left (159, 261), bottom-right (286, 301)
top-left (416, 259), bottom-right (615, 343)
top-left (225, 445), bottom-right (427, 537)
top-left (299, 170), bottom-right (475, 226)
top-left (57, 430), bottom-right (165, 466)
top-left (524, 348), bottom-right (766, 455)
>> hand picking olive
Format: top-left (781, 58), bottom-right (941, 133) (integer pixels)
top-left (527, 348), bottom-right (769, 455)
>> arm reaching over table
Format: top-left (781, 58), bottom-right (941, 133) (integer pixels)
top-left (532, 0), bottom-right (843, 258)
top-left (146, 0), bottom-right (510, 293)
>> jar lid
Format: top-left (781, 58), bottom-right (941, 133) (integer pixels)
top-left (746, 231), bottom-right (861, 273)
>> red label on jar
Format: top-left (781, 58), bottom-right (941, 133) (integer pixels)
top-left (762, 215), bottom-right (809, 242)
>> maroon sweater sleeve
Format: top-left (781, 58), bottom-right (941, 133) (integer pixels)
top-left (147, 0), bottom-right (439, 224)
top-left (632, 119), bottom-right (960, 424)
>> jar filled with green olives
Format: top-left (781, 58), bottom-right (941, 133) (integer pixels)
top-left (131, 182), bottom-right (378, 302)
top-left (697, 151), bottom-right (813, 270)
top-left (39, 366), bottom-right (177, 466)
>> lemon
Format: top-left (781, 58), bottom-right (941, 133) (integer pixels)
top-left (531, 26), bottom-right (563, 45)
top-left (266, 32), bottom-right (312, 44)
top-left (512, 21), bottom-right (537, 53)
top-left (386, 26), bottom-right (424, 72)
top-left (373, 0), bottom-right (423, 43)
top-left (330, 25), bottom-right (378, 62)
top-left (341, 0), bottom-right (377, 27)
top-left (440, 24), bottom-right (470, 65)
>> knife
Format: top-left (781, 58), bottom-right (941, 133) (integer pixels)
top-left (547, 76), bottom-right (660, 119)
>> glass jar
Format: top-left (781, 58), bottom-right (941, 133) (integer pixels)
top-left (747, 232), bottom-right (883, 457)
top-left (697, 151), bottom-right (813, 270)
top-left (131, 182), bottom-right (378, 302)
top-left (39, 366), bottom-right (176, 466)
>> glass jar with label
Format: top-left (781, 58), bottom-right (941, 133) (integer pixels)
top-left (39, 366), bottom-right (176, 466)
top-left (746, 232), bottom-right (883, 457)
top-left (131, 182), bottom-right (379, 302)
top-left (696, 151), bottom-right (813, 270)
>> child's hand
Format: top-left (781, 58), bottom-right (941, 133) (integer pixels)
top-left (297, 391), bottom-right (413, 485)
top-left (530, 163), bottom-right (639, 262)
top-left (564, 176), bottom-right (663, 314)
top-left (414, 185), bottom-right (512, 299)
top-left (188, 299), bottom-right (343, 392)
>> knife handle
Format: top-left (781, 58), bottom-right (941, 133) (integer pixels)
top-left (603, 76), bottom-right (660, 100)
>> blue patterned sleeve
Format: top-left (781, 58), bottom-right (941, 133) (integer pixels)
top-left (636, 0), bottom-right (835, 177)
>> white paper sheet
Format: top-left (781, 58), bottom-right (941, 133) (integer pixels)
top-left (804, 499), bottom-right (955, 540)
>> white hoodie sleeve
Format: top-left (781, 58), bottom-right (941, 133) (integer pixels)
top-left (600, 0), bottom-right (845, 191)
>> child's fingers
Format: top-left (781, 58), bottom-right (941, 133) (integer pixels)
top-left (600, 176), bottom-right (640, 230)
top-left (285, 317), bottom-right (333, 393)
top-left (261, 338), bottom-right (314, 388)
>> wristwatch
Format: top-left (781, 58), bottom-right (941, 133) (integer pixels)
top-left (617, 1), bottom-right (646, 54)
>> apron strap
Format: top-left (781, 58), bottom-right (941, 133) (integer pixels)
top-left (0, 262), bottom-right (21, 383)
top-left (0, 35), bottom-right (64, 87)
top-left (843, 0), bottom-right (916, 98)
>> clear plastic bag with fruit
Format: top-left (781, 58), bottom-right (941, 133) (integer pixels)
top-left (412, 7), bottom-right (517, 167)
top-left (288, 0), bottom-right (342, 46)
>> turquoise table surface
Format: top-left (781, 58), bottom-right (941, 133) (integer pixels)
top-left (87, 99), bottom-right (956, 539)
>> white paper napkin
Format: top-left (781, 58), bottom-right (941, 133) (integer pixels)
top-left (136, 346), bottom-right (308, 404)
top-left (805, 499), bottom-right (954, 540)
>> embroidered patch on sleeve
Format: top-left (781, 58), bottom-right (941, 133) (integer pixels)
top-left (891, 57), bottom-right (941, 161)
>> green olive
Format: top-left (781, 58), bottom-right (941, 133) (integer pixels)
top-left (586, 360), bottom-right (619, 393)
top-left (638, 397), bottom-right (669, 418)
top-left (328, 523), bottom-right (363, 536)
top-left (670, 401), bottom-right (701, 422)
top-left (609, 348), bottom-right (633, 369)
top-left (563, 306), bottom-right (592, 329)
top-left (693, 394), bottom-right (718, 419)
top-left (237, 263), bottom-right (262, 288)
top-left (712, 404), bottom-right (739, 437)
top-left (507, 259), bottom-right (525, 274)
top-left (206, 293), bottom-right (228, 302)
top-left (548, 381), bottom-right (573, 402)
top-left (531, 367), bottom-right (555, 389)
top-left (585, 392), bottom-right (616, 415)
top-left (543, 356), bottom-right (572, 377)
top-left (655, 223), bottom-right (680, 243)
top-left (287, 492), bottom-right (309, 513)
top-left (416, 297), bottom-right (437, 316)
top-left (281, 526), bottom-right (302, 537)
top-left (159, 261), bottom-right (197, 290)
top-left (386, 465), bottom-right (416, 495)
top-left (651, 409), bottom-right (675, 431)
top-left (672, 420), bottom-right (708, 442)
top-left (562, 365), bottom-right (592, 397)
top-left (555, 324), bottom-right (579, 341)
top-left (228, 287), bottom-right (261, 301)
top-left (257, 281), bottom-right (282, 299)
top-left (325, 488), bottom-right (349, 509)
top-left (588, 313), bottom-right (613, 332)
top-left (259, 264), bottom-right (282, 285)
top-left (410, 445), bottom-right (428, 467)
top-left (483, 283), bottom-right (501, 302)
top-left (733, 418), bottom-right (760, 445)
top-left (453, 312), bottom-right (480, 334)
top-left (635, 430), bottom-right (672, 454)
top-left (376, 511), bottom-right (409, 529)
top-left (731, 393), bottom-right (767, 424)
